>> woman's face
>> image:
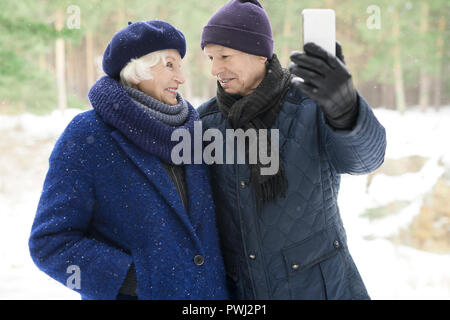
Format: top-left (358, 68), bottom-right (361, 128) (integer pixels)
top-left (137, 49), bottom-right (185, 105)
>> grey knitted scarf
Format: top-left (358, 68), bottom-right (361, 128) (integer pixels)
top-left (123, 85), bottom-right (189, 127)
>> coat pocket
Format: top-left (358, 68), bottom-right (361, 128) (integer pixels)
top-left (281, 224), bottom-right (347, 299)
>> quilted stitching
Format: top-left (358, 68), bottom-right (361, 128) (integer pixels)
top-left (198, 86), bottom-right (385, 299)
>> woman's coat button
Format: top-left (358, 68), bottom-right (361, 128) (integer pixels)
top-left (194, 255), bottom-right (205, 266)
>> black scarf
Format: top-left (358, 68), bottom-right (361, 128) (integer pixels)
top-left (216, 54), bottom-right (292, 206)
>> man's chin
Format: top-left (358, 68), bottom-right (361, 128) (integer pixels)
top-left (222, 86), bottom-right (239, 95)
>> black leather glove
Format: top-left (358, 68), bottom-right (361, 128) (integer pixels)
top-left (289, 41), bottom-right (358, 130)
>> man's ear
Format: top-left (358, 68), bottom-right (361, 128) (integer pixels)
top-left (259, 56), bottom-right (268, 64)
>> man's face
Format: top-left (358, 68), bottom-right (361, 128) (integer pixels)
top-left (204, 44), bottom-right (267, 96)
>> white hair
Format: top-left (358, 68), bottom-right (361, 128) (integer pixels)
top-left (119, 50), bottom-right (169, 87)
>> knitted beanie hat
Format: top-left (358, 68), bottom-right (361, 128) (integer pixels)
top-left (103, 20), bottom-right (186, 79)
top-left (200, 0), bottom-right (273, 59)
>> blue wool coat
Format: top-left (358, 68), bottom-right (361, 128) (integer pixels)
top-left (198, 86), bottom-right (386, 299)
top-left (28, 109), bottom-right (228, 300)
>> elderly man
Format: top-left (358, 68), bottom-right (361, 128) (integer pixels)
top-left (198, 0), bottom-right (386, 300)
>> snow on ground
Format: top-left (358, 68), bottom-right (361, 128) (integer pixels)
top-left (339, 106), bottom-right (450, 299)
top-left (0, 106), bottom-right (449, 300)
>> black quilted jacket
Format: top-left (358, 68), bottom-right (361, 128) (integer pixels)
top-left (198, 86), bottom-right (386, 299)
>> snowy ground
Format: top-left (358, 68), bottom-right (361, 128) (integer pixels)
top-left (0, 106), bottom-right (449, 300)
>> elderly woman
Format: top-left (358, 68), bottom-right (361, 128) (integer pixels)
top-left (28, 20), bottom-right (228, 300)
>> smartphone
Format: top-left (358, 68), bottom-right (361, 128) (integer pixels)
top-left (302, 9), bottom-right (336, 56)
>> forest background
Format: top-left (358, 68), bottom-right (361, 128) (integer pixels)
top-left (1, 0), bottom-right (448, 115)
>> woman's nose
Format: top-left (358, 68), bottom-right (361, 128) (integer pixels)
top-left (174, 71), bottom-right (185, 84)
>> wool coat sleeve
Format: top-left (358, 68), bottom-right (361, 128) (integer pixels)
top-left (318, 92), bottom-right (386, 175)
top-left (28, 116), bottom-right (133, 300)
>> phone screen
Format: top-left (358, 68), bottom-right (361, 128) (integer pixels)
top-left (302, 9), bottom-right (336, 56)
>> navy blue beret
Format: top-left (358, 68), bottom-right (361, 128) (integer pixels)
top-left (102, 20), bottom-right (186, 79)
